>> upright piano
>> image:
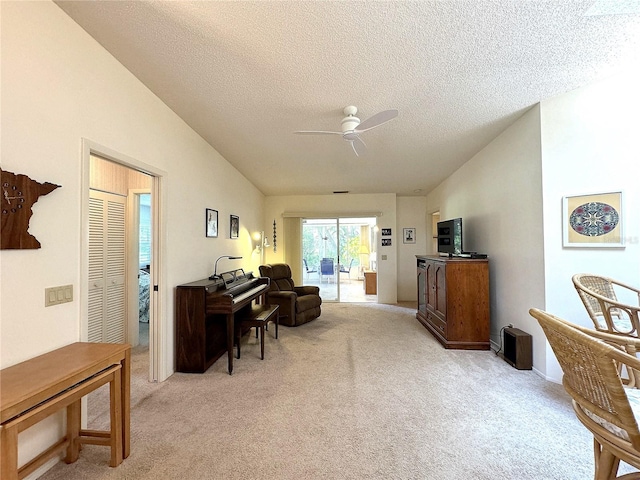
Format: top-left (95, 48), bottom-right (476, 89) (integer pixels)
top-left (175, 269), bottom-right (269, 374)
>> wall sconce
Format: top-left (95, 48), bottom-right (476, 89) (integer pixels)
top-left (253, 231), bottom-right (270, 263)
top-left (253, 231), bottom-right (270, 252)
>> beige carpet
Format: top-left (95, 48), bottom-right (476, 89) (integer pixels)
top-left (39, 302), bottom-right (633, 479)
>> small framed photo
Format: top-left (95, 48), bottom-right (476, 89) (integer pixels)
top-left (206, 209), bottom-right (218, 238)
top-left (230, 215), bottom-right (239, 239)
top-left (403, 228), bottom-right (416, 244)
top-left (562, 191), bottom-right (624, 248)
top-left (381, 228), bottom-right (392, 236)
top-left (381, 238), bottom-right (392, 247)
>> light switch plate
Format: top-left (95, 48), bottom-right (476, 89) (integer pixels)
top-left (45, 285), bottom-right (73, 307)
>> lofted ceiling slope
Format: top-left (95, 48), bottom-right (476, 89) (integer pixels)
top-left (55, 0), bottom-right (640, 197)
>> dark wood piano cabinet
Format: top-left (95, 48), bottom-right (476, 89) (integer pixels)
top-left (175, 272), bottom-right (269, 374)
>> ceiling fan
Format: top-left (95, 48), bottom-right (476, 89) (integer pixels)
top-left (294, 106), bottom-right (398, 157)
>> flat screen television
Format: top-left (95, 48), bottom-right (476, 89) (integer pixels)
top-left (437, 218), bottom-right (463, 256)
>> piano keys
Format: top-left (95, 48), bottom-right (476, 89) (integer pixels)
top-left (175, 269), bottom-right (269, 374)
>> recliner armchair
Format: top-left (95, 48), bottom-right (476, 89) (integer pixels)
top-left (259, 263), bottom-right (322, 326)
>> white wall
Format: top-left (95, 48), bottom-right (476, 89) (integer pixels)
top-left (425, 105), bottom-right (547, 369)
top-left (1, 2), bottom-right (264, 473)
top-left (540, 72), bottom-right (640, 382)
top-left (424, 72), bottom-right (640, 381)
top-left (397, 196), bottom-right (428, 301)
top-left (264, 194), bottom-right (398, 304)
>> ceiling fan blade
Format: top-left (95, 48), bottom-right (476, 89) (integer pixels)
top-left (354, 109), bottom-right (398, 133)
top-left (294, 130), bottom-right (342, 135)
top-left (351, 136), bottom-right (367, 157)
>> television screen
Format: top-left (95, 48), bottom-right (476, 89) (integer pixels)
top-left (437, 218), bottom-right (463, 255)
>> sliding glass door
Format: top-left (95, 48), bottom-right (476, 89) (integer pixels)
top-left (302, 217), bottom-right (377, 302)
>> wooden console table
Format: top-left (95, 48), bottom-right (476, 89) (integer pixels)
top-left (0, 342), bottom-right (131, 479)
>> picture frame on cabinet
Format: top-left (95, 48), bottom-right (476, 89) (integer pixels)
top-left (562, 191), bottom-right (624, 248)
top-left (205, 209), bottom-right (218, 238)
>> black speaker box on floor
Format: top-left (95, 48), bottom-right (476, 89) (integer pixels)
top-left (503, 327), bottom-right (532, 370)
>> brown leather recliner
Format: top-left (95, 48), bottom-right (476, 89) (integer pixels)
top-left (259, 263), bottom-right (322, 326)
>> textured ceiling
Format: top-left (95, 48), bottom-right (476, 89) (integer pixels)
top-left (55, 1), bottom-right (640, 197)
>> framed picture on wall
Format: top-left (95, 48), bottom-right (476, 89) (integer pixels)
top-left (230, 215), bottom-right (239, 239)
top-left (381, 228), bottom-right (392, 236)
top-left (403, 228), bottom-right (416, 244)
top-left (381, 238), bottom-right (392, 246)
top-left (205, 209), bottom-right (218, 238)
top-left (562, 191), bottom-right (624, 248)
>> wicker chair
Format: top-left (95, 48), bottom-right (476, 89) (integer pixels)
top-left (572, 274), bottom-right (640, 336)
top-left (530, 308), bottom-right (640, 479)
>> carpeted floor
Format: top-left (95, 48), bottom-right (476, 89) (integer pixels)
top-left (38, 302), bottom-right (633, 479)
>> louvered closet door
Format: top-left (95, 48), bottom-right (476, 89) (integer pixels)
top-left (88, 190), bottom-right (126, 343)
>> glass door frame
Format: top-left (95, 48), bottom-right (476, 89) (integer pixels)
top-left (301, 216), bottom-right (377, 303)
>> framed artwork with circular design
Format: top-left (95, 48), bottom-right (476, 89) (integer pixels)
top-left (562, 191), bottom-right (624, 248)
top-left (1, 169), bottom-right (61, 249)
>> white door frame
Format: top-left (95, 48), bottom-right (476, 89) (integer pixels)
top-left (81, 139), bottom-right (167, 382)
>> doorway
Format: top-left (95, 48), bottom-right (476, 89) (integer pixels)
top-left (137, 193), bottom-right (151, 347)
top-left (127, 191), bottom-right (151, 349)
top-left (302, 217), bottom-right (377, 302)
top-left (82, 140), bottom-right (165, 382)
top-left (431, 211), bottom-right (440, 254)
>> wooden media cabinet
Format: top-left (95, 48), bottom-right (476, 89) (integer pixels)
top-left (416, 255), bottom-right (490, 350)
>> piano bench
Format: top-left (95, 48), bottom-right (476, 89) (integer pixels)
top-left (236, 305), bottom-right (279, 360)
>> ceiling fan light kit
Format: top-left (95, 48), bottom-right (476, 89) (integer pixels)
top-left (295, 105), bottom-right (398, 157)
top-left (341, 110), bottom-right (360, 132)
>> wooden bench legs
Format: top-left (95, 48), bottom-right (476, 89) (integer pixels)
top-left (0, 364), bottom-right (123, 480)
top-left (236, 305), bottom-right (279, 360)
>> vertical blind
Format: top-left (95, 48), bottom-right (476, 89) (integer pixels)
top-left (283, 217), bottom-right (302, 284)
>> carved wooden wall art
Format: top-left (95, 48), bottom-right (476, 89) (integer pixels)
top-left (1, 169), bottom-right (61, 249)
